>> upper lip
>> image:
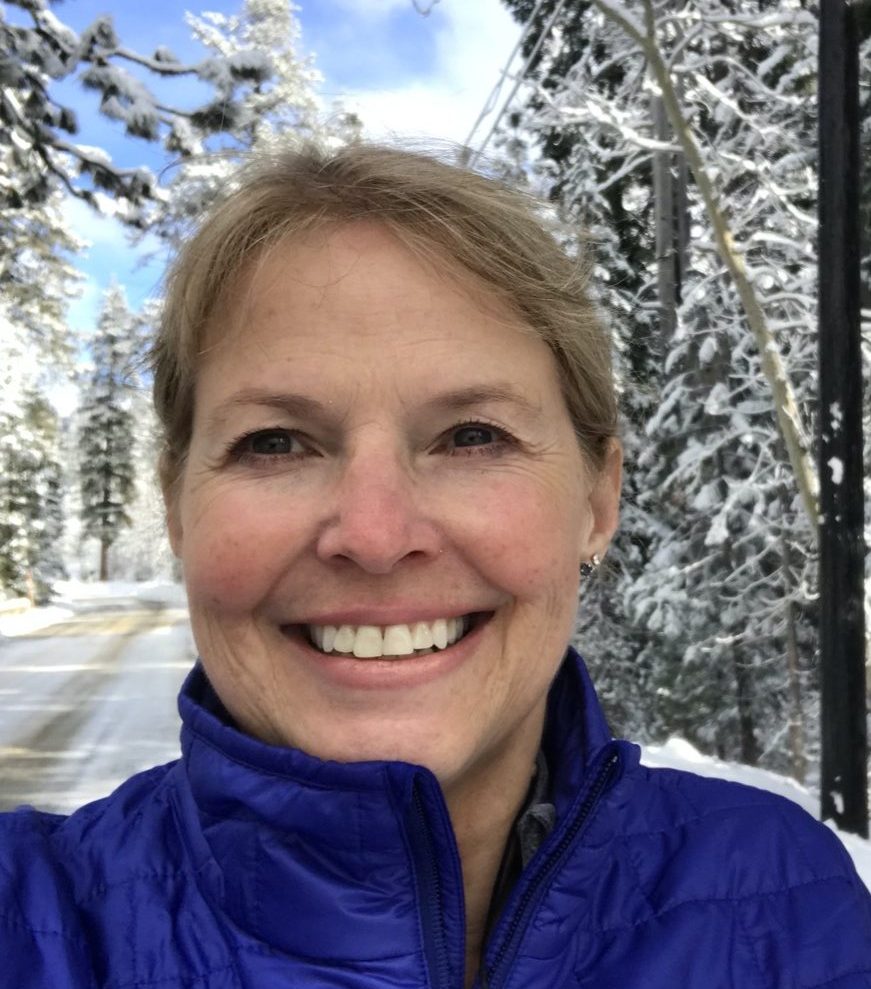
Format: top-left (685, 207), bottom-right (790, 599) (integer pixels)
top-left (290, 607), bottom-right (494, 627)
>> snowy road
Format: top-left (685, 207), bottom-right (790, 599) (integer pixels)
top-left (0, 595), bottom-right (194, 813)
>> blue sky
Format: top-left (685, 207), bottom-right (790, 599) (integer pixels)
top-left (33, 0), bottom-right (521, 364)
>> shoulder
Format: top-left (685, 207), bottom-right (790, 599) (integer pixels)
top-left (603, 749), bottom-right (871, 985)
top-left (0, 762), bottom-right (183, 985)
top-left (612, 752), bottom-right (864, 893)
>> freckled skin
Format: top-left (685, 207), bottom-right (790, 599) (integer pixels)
top-left (166, 222), bottom-right (621, 802)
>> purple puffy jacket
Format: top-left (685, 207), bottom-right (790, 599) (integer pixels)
top-left (1, 651), bottom-right (869, 988)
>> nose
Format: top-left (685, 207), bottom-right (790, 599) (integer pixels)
top-left (315, 442), bottom-right (440, 574)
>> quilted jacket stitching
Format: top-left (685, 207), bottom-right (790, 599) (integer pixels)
top-left (618, 797), bottom-right (815, 840)
top-left (0, 910), bottom-right (80, 943)
top-left (803, 967), bottom-right (871, 988)
top-left (734, 891), bottom-right (774, 989)
top-left (570, 873), bottom-right (859, 935)
top-left (75, 868), bottom-right (187, 905)
top-left (107, 959), bottom-right (239, 989)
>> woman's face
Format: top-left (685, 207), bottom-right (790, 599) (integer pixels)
top-left (167, 223), bottom-right (620, 793)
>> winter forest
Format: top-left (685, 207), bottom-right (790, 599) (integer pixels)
top-left (1, 1), bottom-right (869, 819)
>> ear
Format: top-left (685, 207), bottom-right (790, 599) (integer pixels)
top-left (579, 439), bottom-right (622, 561)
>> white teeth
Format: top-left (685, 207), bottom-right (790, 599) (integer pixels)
top-left (446, 617), bottom-right (460, 644)
top-left (333, 625), bottom-right (355, 653)
top-left (382, 625), bottom-right (415, 656)
top-left (307, 615), bottom-right (474, 658)
top-left (322, 625), bottom-right (337, 652)
top-left (352, 626), bottom-right (383, 659)
top-left (431, 618), bottom-right (448, 650)
top-left (411, 622), bottom-right (434, 650)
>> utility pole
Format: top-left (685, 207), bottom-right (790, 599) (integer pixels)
top-left (817, 0), bottom-right (868, 837)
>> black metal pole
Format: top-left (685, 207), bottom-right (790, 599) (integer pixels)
top-left (817, 0), bottom-right (868, 837)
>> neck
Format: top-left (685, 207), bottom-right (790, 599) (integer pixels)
top-left (443, 705), bottom-right (546, 989)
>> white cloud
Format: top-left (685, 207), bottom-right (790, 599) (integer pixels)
top-left (337, 0), bottom-right (521, 146)
top-left (61, 198), bottom-right (166, 332)
top-left (62, 197), bottom-right (132, 253)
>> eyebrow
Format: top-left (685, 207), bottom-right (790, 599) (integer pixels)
top-left (206, 382), bottom-right (543, 434)
top-left (420, 384), bottom-right (543, 421)
top-left (205, 389), bottom-right (337, 435)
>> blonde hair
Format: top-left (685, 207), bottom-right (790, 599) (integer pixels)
top-left (152, 143), bottom-right (618, 487)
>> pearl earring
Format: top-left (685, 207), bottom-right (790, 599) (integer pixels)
top-left (579, 553), bottom-right (601, 578)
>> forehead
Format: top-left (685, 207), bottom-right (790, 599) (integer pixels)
top-left (197, 222), bottom-right (564, 408)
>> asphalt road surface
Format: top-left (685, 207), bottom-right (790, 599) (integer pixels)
top-left (0, 596), bottom-right (194, 813)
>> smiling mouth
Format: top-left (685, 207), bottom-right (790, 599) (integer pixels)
top-left (284, 612), bottom-right (492, 660)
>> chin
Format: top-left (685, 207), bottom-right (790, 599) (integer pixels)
top-left (296, 722), bottom-right (465, 778)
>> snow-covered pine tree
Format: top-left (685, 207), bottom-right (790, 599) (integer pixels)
top-left (106, 299), bottom-right (175, 583)
top-left (105, 385), bottom-right (172, 583)
top-left (0, 386), bottom-right (66, 602)
top-left (0, 0), bottom-right (274, 222)
top-left (0, 174), bottom-right (84, 603)
top-left (149, 0), bottom-right (359, 246)
top-left (78, 282), bottom-right (141, 582)
top-left (498, 0), bottom-right (826, 776)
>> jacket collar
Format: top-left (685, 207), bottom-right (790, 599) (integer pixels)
top-left (172, 649), bottom-right (612, 965)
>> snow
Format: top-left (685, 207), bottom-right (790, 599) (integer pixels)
top-left (0, 605), bottom-right (75, 638)
top-left (642, 738), bottom-right (871, 891)
top-left (0, 580), bottom-right (187, 638)
top-left (828, 457), bottom-right (844, 486)
top-left (698, 335), bottom-right (718, 366)
top-left (50, 578), bottom-right (188, 607)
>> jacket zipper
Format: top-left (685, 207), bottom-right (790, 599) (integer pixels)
top-left (413, 779), bottom-right (455, 989)
top-left (480, 747), bottom-right (621, 989)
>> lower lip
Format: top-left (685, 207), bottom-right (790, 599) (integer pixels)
top-left (282, 614), bottom-right (493, 691)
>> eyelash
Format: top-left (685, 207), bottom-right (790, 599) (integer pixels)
top-left (225, 429), bottom-right (309, 466)
top-left (443, 419), bottom-right (517, 457)
top-left (224, 419), bottom-right (518, 466)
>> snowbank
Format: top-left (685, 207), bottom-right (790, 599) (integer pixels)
top-left (0, 605), bottom-right (75, 638)
top-left (51, 579), bottom-right (187, 607)
top-left (0, 580), bottom-right (187, 638)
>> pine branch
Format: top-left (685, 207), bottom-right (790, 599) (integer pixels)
top-left (591, 0), bottom-right (821, 536)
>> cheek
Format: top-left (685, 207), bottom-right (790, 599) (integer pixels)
top-left (456, 477), bottom-right (582, 597)
top-left (180, 491), bottom-right (302, 614)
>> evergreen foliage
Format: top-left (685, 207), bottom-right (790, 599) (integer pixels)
top-left (78, 282), bottom-right (140, 581)
top-left (149, 0), bottom-right (359, 246)
top-left (0, 390), bottom-right (66, 601)
top-left (499, 0), bottom-right (841, 779)
top-left (0, 0), bottom-right (273, 221)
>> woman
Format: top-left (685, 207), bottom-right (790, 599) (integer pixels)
top-left (1, 144), bottom-right (868, 988)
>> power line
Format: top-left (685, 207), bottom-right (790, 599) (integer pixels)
top-left (465, 0), bottom-right (571, 167)
top-left (462, 0), bottom-right (548, 151)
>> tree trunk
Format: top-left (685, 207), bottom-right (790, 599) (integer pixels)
top-left (732, 651), bottom-right (760, 766)
top-left (674, 149), bottom-right (690, 304)
top-left (784, 597), bottom-right (806, 784)
top-left (99, 538), bottom-right (109, 582)
top-left (652, 93), bottom-right (676, 345)
top-left (780, 514), bottom-right (807, 784)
